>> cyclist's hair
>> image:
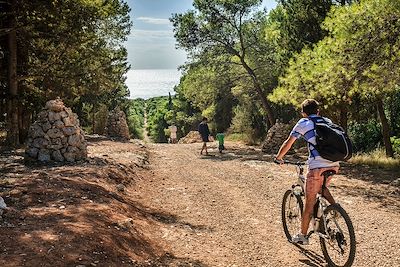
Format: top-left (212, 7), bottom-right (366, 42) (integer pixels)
top-left (202, 117), bottom-right (208, 122)
top-left (301, 99), bottom-right (319, 116)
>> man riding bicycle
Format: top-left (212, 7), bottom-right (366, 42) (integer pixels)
top-left (275, 99), bottom-right (339, 245)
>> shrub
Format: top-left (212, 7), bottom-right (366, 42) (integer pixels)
top-left (348, 120), bottom-right (382, 152)
top-left (391, 136), bottom-right (400, 156)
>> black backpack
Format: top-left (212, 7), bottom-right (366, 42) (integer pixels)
top-left (308, 116), bottom-right (353, 162)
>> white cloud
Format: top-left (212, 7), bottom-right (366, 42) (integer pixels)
top-left (136, 17), bottom-right (171, 25)
top-left (130, 29), bottom-right (176, 45)
top-left (132, 29), bottom-right (172, 38)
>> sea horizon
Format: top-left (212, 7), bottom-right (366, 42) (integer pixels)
top-left (125, 68), bottom-right (182, 100)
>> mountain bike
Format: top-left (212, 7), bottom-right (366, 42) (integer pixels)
top-left (276, 160), bottom-right (356, 267)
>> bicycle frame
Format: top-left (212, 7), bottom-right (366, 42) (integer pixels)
top-left (277, 159), bottom-right (356, 266)
top-left (277, 160), bottom-right (334, 240)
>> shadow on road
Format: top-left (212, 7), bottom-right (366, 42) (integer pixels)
top-left (0, 145), bottom-right (208, 267)
top-left (293, 244), bottom-right (327, 267)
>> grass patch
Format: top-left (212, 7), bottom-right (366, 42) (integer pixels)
top-left (225, 133), bottom-right (246, 142)
top-left (225, 133), bottom-right (261, 145)
top-left (349, 148), bottom-right (400, 169)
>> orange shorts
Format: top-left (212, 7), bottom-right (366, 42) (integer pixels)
top-left (305, 167), bottom-right (339, 197)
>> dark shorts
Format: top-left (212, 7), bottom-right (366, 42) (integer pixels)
top-left (201, 135), bottom-right (209, 142)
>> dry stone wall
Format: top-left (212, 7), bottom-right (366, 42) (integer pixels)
top-left (25, 99), bottom-right (87, 162)
top-left (106, 108), bottom-right (130, 140)
top-left (262, 122), bottom-right (294, 154)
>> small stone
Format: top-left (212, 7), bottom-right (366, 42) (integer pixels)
top-left (48, 111), bottom-right (61, 122)
top-left (116, 184), bottom-right (125, 192)
top-left (0, 197), bottom-right (7, 209)
top-left (47, 128), bottom-right (64, 139)
top-left (52, 150), bottom-right (64, 162)
top-left (390, 178), bottom-right (400, 187)
top-left (68, 134), bottom-right (81, 147)
top-left (29, 124), bottom-right (45, 138)
top-left (63, 152), bottom-right (75, 162)
top-left (63, 126), bottom-right (77, 136)
top-left (59, 111), bottom-right (68, 118)
top-left (32, 138), bottom-right (49, 148)
top-left (42, 122), bottom-right (52, 132)
top-left (38, 149), bottom-right (51, 162)
top-left (45, 99), bottom-right (64, 112)
top-left (63, 117), bottom-right (75, 127)
top-left (26, 147), bottom-right (39, 158)
top-left (54, 120), bottom-right (65, 129)
top-left (37, 111), bottom-right (49, 122)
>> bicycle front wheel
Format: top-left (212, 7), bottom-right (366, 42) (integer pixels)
top-left (281, 189), bottom-right (303, 241)
top-left (319, 203), bottom-right (356, 267)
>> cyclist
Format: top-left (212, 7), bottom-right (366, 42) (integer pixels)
top-left (275, 99), bottom-right (339, 245)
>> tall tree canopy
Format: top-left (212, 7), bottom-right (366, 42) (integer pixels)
top-left (270, 0), bottom-right (400, 156)
top-left (170, 0), bottom-right (278, 126)
top-left (0, 0), bottom-right (131, 146)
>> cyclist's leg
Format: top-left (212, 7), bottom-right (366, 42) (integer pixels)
top-left (320, 166), bottom-right (339, 205)
top-left (301, 168), bottom-right (321, 235)
top-left (302, 188), bottom-right (318, 235)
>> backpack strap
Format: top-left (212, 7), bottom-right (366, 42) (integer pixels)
top-left (305, 116), bottom-right (326, 159)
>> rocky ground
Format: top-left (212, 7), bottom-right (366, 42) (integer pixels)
top-left (0, 138), bottom-right (399, 266)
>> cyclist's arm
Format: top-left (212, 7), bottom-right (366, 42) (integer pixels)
top-left (275, 136), bottom-right (297, 161)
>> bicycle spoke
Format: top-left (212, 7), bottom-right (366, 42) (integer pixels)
top-left (282, 190), bottom-right (303, 241)
top-left (320, 204), bottom-right (356, 267)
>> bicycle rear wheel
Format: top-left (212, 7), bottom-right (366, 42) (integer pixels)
top-left (281, 189), bottom-right (303, 241)
top-left (319, 204), bottom-right (356, 267)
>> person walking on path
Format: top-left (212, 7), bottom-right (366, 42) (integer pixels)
top-left (275, 99), bottom-right (340, 245)
top-left (216, 133), bottom-right (225, 153)
top-left (169, 125), bottom-right (178, 144)
top-left (198, 117), bottom-right (211, 155)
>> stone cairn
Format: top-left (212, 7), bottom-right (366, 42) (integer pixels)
top-left (178, 131), bottom-right (203, 144)
top-left (25, 99), bottom-right (87, 162)
top-left (262, 121), bottom-right (294, 154)
top-left (106, 107), bottom-right (130, 140)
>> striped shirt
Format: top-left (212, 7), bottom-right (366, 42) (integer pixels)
top-left (290, 115), bottom-right (340, 170)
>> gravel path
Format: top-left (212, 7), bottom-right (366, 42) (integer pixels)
top-left (135, 142), bottom-right (400, 267)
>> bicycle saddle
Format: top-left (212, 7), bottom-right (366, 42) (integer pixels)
top-left (321, 170), bottom-right (337, 178)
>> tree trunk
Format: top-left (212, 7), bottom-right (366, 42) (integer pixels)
top-left (339, 106), bottom-right (348, 131)
top-left (92, 105), bottom-right (96, 134)
top-left (6, 0), bottom-right (19, 147)
top-left (240, 58), bottom-right (275, 127)
top-left (376, 98), bottom-right (394, 157)
top-left (19, 106), bottom-right (31, 142)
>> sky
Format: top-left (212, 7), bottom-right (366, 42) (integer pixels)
top-left (125, 0), bottom-right (278, 70)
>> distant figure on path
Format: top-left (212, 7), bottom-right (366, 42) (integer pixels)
top-left (198, 117), bottom-right (210, 155)
top-left (169, 125), bottom-right (177, 144)
top-left (216, 133), bottom-right (225, 153)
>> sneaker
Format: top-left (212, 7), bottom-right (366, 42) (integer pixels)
top-left (292, 233), bottom-right (309, 245)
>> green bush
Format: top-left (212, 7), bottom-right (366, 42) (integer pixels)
top-left (348, 120), bottom-right (382, 152)
top-left (391, 136), bottom-right (400, 156)
top-left (127, 99), bottom-right (145, 139)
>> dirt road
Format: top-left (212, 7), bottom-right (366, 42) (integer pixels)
top-left (1, 139), bottom-right (399, 266)
top-left (135, 141), bottom-right (400, 266)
